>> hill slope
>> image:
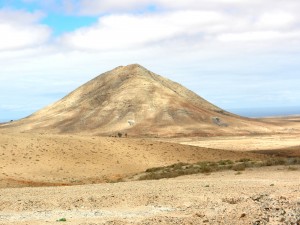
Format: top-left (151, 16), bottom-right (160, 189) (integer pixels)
top-left (0, 132), bottom-right (268, 188)
top-left (0, 64), bottom-right (278, 136)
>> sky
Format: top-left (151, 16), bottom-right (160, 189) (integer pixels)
top-left (0, 0), bottom-right (300, 122)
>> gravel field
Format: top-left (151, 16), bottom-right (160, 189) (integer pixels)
top-left (0, 166), bottom-right (299, 225)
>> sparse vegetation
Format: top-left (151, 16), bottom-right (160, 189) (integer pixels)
top-left (218, 159), bottom-right (234, 165)
top-left (222, 197), bottom-right (242, 204)
top-left (138, 157), bottom-right (300, 181)
top-left (287, 166), bottom-right (298, 171)
top-left (56, 218), bottom-right (66, 222)
top-left (238, 158), bottom-right (251, 163)
top-left (232, 163), bottom-right (246, 171)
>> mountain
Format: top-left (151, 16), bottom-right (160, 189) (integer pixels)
top-left (0, 64), bottom-right (277, 136)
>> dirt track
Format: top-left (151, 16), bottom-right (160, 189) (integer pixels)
top-left (0, 166), bottom-right (299, 225)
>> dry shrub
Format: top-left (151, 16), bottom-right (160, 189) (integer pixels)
top-left (232, 163), bottom-right (246, 171)
top-left (222, 197), bottom-right (242, 204)
top-left (138, 157), bottom-right (300, 181)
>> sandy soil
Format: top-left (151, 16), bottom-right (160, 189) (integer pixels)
top-left (0, 133), bottom-right (266, 188)
top-left (0, 166), bottom-right (299, 225)
top-left (0, 129), bottom-right (299, 224)
top-left (158, 134), bottom-right (300, 152)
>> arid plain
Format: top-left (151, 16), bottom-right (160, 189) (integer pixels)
top-left (0, 65), bottom-right (299, 224)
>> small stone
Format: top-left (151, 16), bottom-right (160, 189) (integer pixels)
top-left (194, 213), bottom-right (205, 218)
top-left (251, 193), bottom-right (268, 201)
top-left (263, 217), bottom-right (269, 222)
top-left (240, 213), bottom-right (246, 218)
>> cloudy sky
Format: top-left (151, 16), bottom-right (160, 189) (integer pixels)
top-left (1, 0), bottom-right (300, 121)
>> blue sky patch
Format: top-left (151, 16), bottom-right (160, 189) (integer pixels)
top-left (1, 0), bottom-right (38, 12)
top-left (42, 14), bottom-right (98, 36)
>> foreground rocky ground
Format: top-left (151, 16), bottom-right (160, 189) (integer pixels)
top-left (0, 166), bottom-right (299, 225)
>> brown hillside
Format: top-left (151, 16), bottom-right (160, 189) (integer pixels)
top-left (0, 132), bottom-right (268, 188)
top-left (0, 64), bottom-right (281, 136)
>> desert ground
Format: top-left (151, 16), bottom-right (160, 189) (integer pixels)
top-left (0, 126), bottom-right (299, 224)
top-left (0, 166), bottom-right (299, 225)
top-left (0, 132), bottom-right (268, 188)
top-left (160, 133), bottom-right (300, 152)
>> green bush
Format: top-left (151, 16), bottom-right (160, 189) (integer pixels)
top-left (57, 218), bottom-right (66, 222)
top-left (218, 160), bottom-right (234, 165)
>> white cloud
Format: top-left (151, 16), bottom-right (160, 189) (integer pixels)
top-left (217, 31), bottom-right (300, 42)
top-left (60, 6), bottom-right (300, 51)
top-left (76, 0), bottom-right (300, 15)
top-left (0, 9), bottom-right (51, 51)
top-left (59, 10), bottom-right (227, 50)
top-left (77, 0), bottom-right (257, 14)
top-left (0, 23), bottom-right (50, 51)
top-left (0, 8), bottom-right (44, 24)
top-left (256, 12), bottom-right (296, 29)
top-left (78, 0), bottom-right (150, 15)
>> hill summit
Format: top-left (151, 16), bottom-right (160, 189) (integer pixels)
top-left (1, 64), bottom-right (274, 136)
